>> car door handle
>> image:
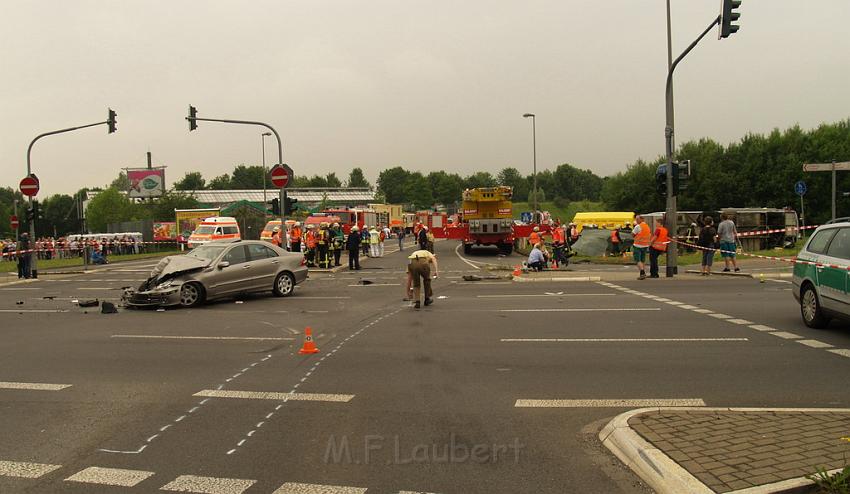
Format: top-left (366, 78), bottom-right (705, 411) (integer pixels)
top-left (242, 265), bottom-right (251, 269)
top-left (271, 260), bottom-right (279, 264)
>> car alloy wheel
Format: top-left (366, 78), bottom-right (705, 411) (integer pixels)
top-left (274, 272), bottom-right (295, 297)
top-left (801, 285), bottom-right (829, 329)
top-left (180, 283), bottom-right (202, 307)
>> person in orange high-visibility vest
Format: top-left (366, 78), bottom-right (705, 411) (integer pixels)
top-left (304, 224), bottom-right (318, 267)
top-left (529, 226), bottom-right (542, 247)
top-left (632, 214), bottom-right (652, 280)
top-left (610, 227), bottom-right (621, 256)
top-left (551, 224), bottom-right (566, 268)
top-left (648, 216), bottom-right (669, 278)
top-left (290, 222), bottom-right (302, 253)
top-left (271, 227), bottom-right (282, 247)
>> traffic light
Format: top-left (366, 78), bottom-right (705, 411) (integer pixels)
top-left (270, 198), bottom-right (280, 215)
top-left (284, 196), bottom-right (298, 216)
top-left (719, 0), bottom-right (742, 39)
top-left (656, 164), bottom-right (667, 196)
top-left (26, 201), bottom-right (40, 221)
top-left (677, 160), bottom-right (691, 192)
top-left (188, 105), bottom-right (197, 131)
top-left (107, 108), bottom-right (117, 133)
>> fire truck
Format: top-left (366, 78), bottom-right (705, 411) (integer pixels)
top-left (447, 186), bottom-right (516, 254)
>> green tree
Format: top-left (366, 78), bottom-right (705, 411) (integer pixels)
top-left (85, 188), bottom-right (141, 232)
top-left (377, 167), bottom-right (412, 204)
top-left (150, 192), bottom-right (201, 222)
top-left (347, 167), bottom-right (371, 188)
top-left (325, 172), bottom-right (342, 188)
top-left (427, 171), bottom-right (464, 206)
top-left (230, 165), bottom-right (265, 189)
top-left (305, 175), bottom-right (329, 187)
top-left (464, 171), bottom-right (497, 189)
top-left (403, 172), bottom-right (434, 209)
top-left (40, 194), bottom-right (77, 237)
top-left (110, 171), bottom-right (131, 191)
top-left (207, 174), bottom-right (232, 190)
top-left (174, 171), bottom-right (206, 191)
top-left (497, 167), bottom-right (529, 200)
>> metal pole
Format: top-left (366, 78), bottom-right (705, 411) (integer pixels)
top-left (532, 116), bottom-right (538, 213)
top-left (666, 0), bottom-right (675, 153)
top-left (664, 15), bottom-right (720, 278)
top-left (832, 160), bottom-right (837, 221)
top-left (800, 195), bottom-right (805, 241)
top-left (13, 200), bottom-right (19, 245)
top-left (261, 133), bottom-right (269, 212)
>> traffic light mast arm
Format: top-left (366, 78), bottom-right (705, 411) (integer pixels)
top-left (185, 114), bottom-right (284, 167)
top-left (26, 119), bottom-right (111, 175)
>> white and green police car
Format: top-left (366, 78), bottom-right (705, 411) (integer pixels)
top-left (793, 222), bottom-right (850, 328)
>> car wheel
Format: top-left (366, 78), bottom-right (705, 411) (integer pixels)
top-left (463, 244), bottom-right (472, 254)
top-left (179, 282), bottom-right (204, 307)
top-left (800, 284), bottom-right (830, 329)
top-left (273, 272), bottom-right (295, 297)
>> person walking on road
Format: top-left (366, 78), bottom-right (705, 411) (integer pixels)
top-left (699, 216), bottom-right (717, 276)
top-left (407, 248), bottom-right (438, 309)
top-left (346, 225), bottom-right (362, 270)
top-left (17, 232), bottom-right (31, 279)
top-left (361, 225), bottom-right (370, 257)
top-left (717, 214), bottom-right (740, 272)
top-left (648, 216), bottom-right (669, 278)
top-left (632, 214), bottom-right (651, 280)
top-left (369, 226), bottom-right (380, 258)
top-left (417, 225), bottom-right (428, 250)
top-left (397, 228), bottom-right (405, 251)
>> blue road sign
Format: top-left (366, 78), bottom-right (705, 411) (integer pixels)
top-left (795, 181), bottom-right (807, 196)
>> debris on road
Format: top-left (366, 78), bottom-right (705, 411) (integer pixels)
top-left (78, 299), bottom-right (100, 308)
top-left (101, 302), bottom-right (118, 314)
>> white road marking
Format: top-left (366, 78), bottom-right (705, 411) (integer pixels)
top-left (272, 483), bottom-right (367, 494)
top-left (0, 287), bottom-right (41, 290)
top-left (501, 338), bottom-right (748, 343)
top-left (771, 331), bottom-right (802, 340)
top-left (515, 398), bottom-right (706, 408)
top-left (347, 283), bottom-right (401, 287)
top-left (692, 309), bottom-right (714, 314)
top-left (0, 381), bottom-right (71, 391)
top-left (454, 244), bottom-right (482, 270)
top-left (797, 339), bottom-right (834, 349)
top-left (828, 349), bottom-right (850, 358)
top-left (726, 318), bottom-right (754, 325)
top-left (476, 293), bottom-right (615, 298)
top-left (749, 324), bottom-right (777, 332)
top-left (160, 474), bottom-right (256, 494)
top-left (78, 287), bottom-right (118, 290)
top-left (0, 460), bottom-right (62, 478)
top-left (767, 279), bottom-right (792, 284)
top-left (297, 296), bottom-right (351, 299)
top-left (708, 313), bottom-right (732, 319)
top-left (665, 301), bottom-right (684, 306)
top-left (111, 335), bottom-right (293, 341)
top-left (653, 297), bottom-right (672, 302)
top-left (193, 390), bottom-right (354, 402)
top-left (65, 466), bottom-right (154, 487)
top-left (499, 308), bottom-right (661, 313)
top-left (678, 305), bottom-right (699, 310)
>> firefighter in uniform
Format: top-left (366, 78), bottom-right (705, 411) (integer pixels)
top-left (290, 222), bottom-right (302, 253)
top-left (346, 225), bottom-right (362, 270)
top-left (331, 223), bottom-right (344, 267)
top-left (304, 224), bottom-right (317, 267)
top-left (316, 222), bottom-right (330, 269)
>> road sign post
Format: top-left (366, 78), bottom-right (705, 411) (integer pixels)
top-left (795, 181), bottom-right (807, 240)
top-left (803, 161), bottom-right (850, 221)
top-left (10, 215), bottom-right (19, 230)
top-left (19, 175), bottom-right (40, 197)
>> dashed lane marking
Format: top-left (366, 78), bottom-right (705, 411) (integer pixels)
top-left (828, 349), bottom-right (850, 358)
top-left (726, 318), bottom-right (754, 325)
top-left (0, 381), bottom-right (71, 391)
top-left (160, 474), bottom-right (256, 494)
top-left (515, 398), bottom-right (706, 408)
top-left (297, 296), bottom-right (351, 299)
top-left (193, 390), bottom-right (354, 403)
top-left (0, 460), bottom-right (61, 478)
top-left (770, 331), bottom-right (803, 340)
top-left (692, 308), bottom-right (714, 314)
top-left (499, 308), bottom-right (661, 313)
top-left (501, 338), bottom-right (748, 343)
top-left (797, 339), bottom-right (834, 349)
top-left (749, 324), bottom-right (778, 332)
top-left (707, 313), bottom-right (732, 319)
top-left (65, 466), bottom-right (155, 487)
top-left (476, 293), bottom-right (615, 298)
top-left (0, 287), bottom-right (41, 290)
top-left (347, 283), bottom-right (401, 287)
top-left (112, 335), bottom-right (294, 342)
top-left (678, 304), bottom-right (699, 310)
top-left (272, 482), bottom-right (367, 493)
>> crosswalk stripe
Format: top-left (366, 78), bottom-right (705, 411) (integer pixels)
top-left (160, 474), bottom-right (255, 494)
top-left (726, 318), bottom-right (753, 325)
top-left (0, 381), bottom-right (71, 391)
top-left (797, 339), bottom-right (834, 349)
top-left (65, 466), bottom-right (154, 487)
top-left (749, 324), bottom-right (778, 332)
top-left (771, 331), bottom-right (802, 340)
top-left (515, 398), bottom-right (706, 408)
top-left (708, 313), bottom-right (732, 319)
top-left (272, 482), bottom-right (367, 493)
top-left (828, 349), bottom-right (850, 358)
top-left (0, 460), bottom-right (62, 478)
top-left (193, 390), bottom-right (354, 403)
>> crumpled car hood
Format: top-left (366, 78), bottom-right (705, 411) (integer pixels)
top-left (150, 255), bottom-right (211, 279)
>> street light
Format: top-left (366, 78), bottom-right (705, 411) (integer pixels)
top-left (261, 132), bottom-right (272, 213)
top-left (522, 113), bottom-right (538, 214)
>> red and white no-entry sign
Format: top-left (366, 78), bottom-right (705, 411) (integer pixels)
top-left (10, 215), bottom-right (19, 230)
top-left (270, 164), bottom-right (292, 188)
top-left (19, 175), bottom-right (40, 197)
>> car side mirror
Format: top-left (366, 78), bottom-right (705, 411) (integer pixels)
top-left (218, 261), bottom-right (230, 269)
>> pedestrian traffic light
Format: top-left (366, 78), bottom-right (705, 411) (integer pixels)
top-left (270, 198), bottom-right (280, 215)
top-left (188, 105), bottom-right (197, 131)
top-left (284, 196), bottom-right (298, 216)
top-left (107, 108), bottom-right (117, 133)
top-left (719, 0), bottom-right (742, 39)
top-left (26, 201), bottom-right (39, 221)
top-left (656, 164), bottom-right (667, 196)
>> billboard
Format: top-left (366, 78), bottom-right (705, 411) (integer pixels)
top-left (153, 222), bottom-right (177, 241)
top-left (175, 208), bottom-right (220, 239)
top-left (127, 168), bottom-right (165, 198)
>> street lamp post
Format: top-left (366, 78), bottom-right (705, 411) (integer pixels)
top-left (522, 113), bottom-right (537, 214)
top-left (261, 132), bottom-right (272, 213)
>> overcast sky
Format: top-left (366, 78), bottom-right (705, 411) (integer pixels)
top-left (2, 1), bottom-right (848, 196)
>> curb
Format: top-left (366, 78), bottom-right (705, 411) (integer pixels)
top-left (600, 407), bottom-right (850, 494)
top-left (513, 275), bottom-right (602, 282)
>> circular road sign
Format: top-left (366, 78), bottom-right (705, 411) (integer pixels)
top-left (19, 175), bottom-right (40, 197)
top-left (270, 164), bottom-right (292, 188)
top-left (10, 215), bottom-right (19, 230)
top-left (794, 180), bottom-right (807, 196)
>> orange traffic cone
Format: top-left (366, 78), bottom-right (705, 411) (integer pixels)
top-left (512, 265), bottom-right (522, 276)
top-left (298, 327), bottom-right (320, 354)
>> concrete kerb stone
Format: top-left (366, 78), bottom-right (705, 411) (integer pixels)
top-left (601, 407), bottom-right (850, 494)
top-left (513, 275), bottom-right (602, 282)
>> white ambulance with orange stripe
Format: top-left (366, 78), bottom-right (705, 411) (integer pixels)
top-left (187, 217), bottom-right (241, 248)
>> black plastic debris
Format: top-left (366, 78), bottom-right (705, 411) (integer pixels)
top-left (78, 299), bottom-right (100, 308)
top-left (101, 302), bottom-right (118, 314)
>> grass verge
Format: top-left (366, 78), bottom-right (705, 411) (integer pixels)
top-left (0, 250), bottom-right (179, 273)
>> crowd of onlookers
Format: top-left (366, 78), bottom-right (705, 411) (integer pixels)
top-left (0, 235), bottom-right (144, 262)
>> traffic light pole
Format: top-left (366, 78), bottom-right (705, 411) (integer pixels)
top-left (25, 119), bottom-right (111, 278)
top-left (186, 115), bottom-right (286, 227)
top-left (664, 15), bottom-right (720, 278)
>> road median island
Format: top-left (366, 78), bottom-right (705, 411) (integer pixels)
top-left (600, 407), bottom-right (850, 494)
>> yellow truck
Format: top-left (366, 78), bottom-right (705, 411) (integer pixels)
top-left (457, 186), bottom-right (515, 254)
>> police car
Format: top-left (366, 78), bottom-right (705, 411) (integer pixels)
top-left (793, 221), bottom-right (850, 328)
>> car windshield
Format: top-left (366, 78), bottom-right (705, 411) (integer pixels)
top-left (193, 226), bottom-right (216, 235)
top-left (185, 245), bottom-right (226, 260)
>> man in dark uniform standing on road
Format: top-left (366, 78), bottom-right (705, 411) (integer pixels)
top-left (346, 225), bottom-right (361, 270)
top-left (407, 248), bottom-right (438, 309)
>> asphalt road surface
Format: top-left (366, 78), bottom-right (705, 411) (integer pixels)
top-left (1, 240), bottom-right (848, 493)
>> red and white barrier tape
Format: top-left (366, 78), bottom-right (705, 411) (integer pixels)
top-left (672, 238), bottom-right (846, 270)
top-left (1, 240), bottom-right (180, 258)
top-left (736, 225), bottom-right (819, 237)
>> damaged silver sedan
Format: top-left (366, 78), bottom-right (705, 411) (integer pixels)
top-left (125, 239), bottom-right (308, 308)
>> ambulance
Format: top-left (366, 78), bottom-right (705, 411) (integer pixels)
top-left (187, 217), bottom-right (241, 248)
